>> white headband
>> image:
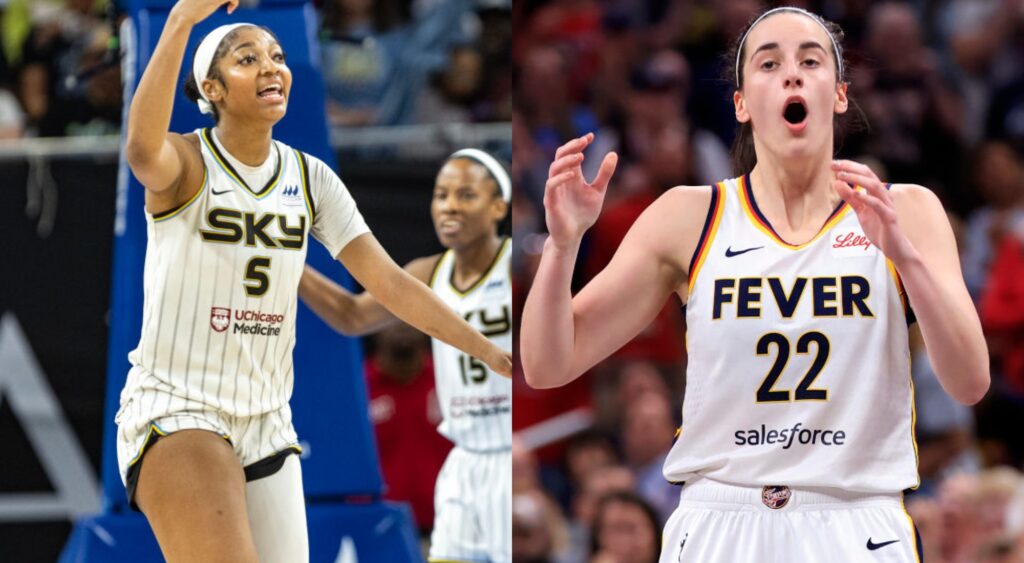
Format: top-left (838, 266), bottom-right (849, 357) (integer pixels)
top-left (192, 23), bottom-right (251, 114)
top-left (734, 7), bottom-right (843, 87)
top-left (450, 149), bottom-right (511, 202)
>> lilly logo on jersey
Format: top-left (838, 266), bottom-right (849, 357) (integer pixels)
top-left (211, 307), bottom-right (231, 332)
top-left (281, 184), bottom-right (303, 206)
top-left (833, 232), bottom-right (872, 251)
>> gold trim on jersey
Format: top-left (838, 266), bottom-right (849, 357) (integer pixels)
top-left (901, 497), bottom-right (923, 562)
top-left (687, 182), bottom-right (726, 294)
top-left (152, 167), bottom-right (208, 223)
top-left (292, 149), bottom-right (316, 222)
top-left (737, 174), bottom-right (852, 250)
top-left (200, 128), bottom-right (283, 199)
top-left (428, 251), bottom-right (449, 288)
top-left (447, 237), bottom-right (511, 297)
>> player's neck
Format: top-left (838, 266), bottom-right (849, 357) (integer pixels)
top-left (451, 234), bottom-right (503, 285)
top-left (749, 154), bottom-right (840, 231)
top-left (213, 121), bottom-right (274, 167)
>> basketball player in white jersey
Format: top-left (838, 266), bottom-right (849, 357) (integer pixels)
top-left (117, 1), bottom-right (511, 561)
top-left (298, 149), bottom-right (512, 563)
top-left (522, 7), bottom-right (989, 562)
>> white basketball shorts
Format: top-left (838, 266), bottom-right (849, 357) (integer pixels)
top-left (661, 478), bottom-right (922, 563)
top-left (429, 446), bottom-right (511, 563)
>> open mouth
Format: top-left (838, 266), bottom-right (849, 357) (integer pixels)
top-left (783, 98), bottom-right (808, 125)
top-left (258, 84), bottom-right (284, 101)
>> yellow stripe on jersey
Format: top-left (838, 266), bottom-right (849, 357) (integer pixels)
top-left (737, 174), bottom-right (852, 250)
top-left (200, 128), bottom-right (283, 199)
top-left (293, 149), bottom-right (315, 222)
top-left (153, 167), bottom-right (208, 223)
top-left (901, 498), bottom-right (923, 562)
top-left (887, 258), bottom-right (920, 488)
top-left (448, 238), bottom-right (511, 297)
top-left (687, 182), bottom-right (726, 294)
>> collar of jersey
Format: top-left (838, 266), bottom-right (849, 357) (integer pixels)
top-left (201, 128), bottom-right (283, 199)
top-left (448, 237), bottom-right (511, 297)
top-left (737, 173), bottom-right (851, 250)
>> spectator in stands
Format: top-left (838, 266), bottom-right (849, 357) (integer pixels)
top-left (981, 226), bottom-right (1024, 397)
top-left (364, 323), bottom-right (451, 535)
top-left (319, 0), bottom-right (474, 126)
top-left (589, 491), bottom-right (661, 563)
top-left (513, 489), bottom-right (571, 563)
top-left (18, 0), bottom-right (120, 136)
top-left (852, 1), bottom-right (964, 196)
top-left (962, 142), bottom-right (1024, 301)
top-left (620, 392), bottom-right (677, 522)
top-left (567, 465), bottom-right (635, 563)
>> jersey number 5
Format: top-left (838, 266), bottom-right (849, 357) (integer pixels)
top-left (244, 256), bottom-right (271, 296)
top-left (756, 331), bottom-right (830, 402)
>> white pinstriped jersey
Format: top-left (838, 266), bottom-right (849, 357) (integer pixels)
top-left (664, 175), bottom-right (918, 492)
top-left (122, 128), bottom-right (369, 418)
top-left (429, 238), bottom-right (512, 451)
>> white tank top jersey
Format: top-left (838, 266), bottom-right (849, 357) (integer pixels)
top-left (429, 238), bottom-right (513, 452)
top-left (123, 128), bottom-right (369, 418)
top-left (665, 175), bottom-right (918, 493)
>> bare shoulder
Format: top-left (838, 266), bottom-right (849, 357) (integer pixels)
top-left (632, 184), bottom-right (715, 267)
top-left (888, 183), bottom-right (948, 229)
top-left (404, 253), bottom-right (445, 284)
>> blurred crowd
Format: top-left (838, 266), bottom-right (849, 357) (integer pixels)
top-left (0, 0), bottom-right (510, 138)
top-left (511, 1), bottom-right (1024, 562)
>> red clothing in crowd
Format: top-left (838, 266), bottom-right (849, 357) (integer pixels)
top-left (366, 357), bottom-right (452, 530)
top-left (585, 189), bottom-right (685, 364)
top-left (980, 234), bottom-right (1024, 394)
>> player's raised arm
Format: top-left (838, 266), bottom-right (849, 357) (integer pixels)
top-left (520, 134), bottom-right (708, 389)
top-left (124, 0), bottom-right (238, 194)
top-left (297, 256), bottom-right (438, 336)
top-left (338, 234), bottom-right (512, 377)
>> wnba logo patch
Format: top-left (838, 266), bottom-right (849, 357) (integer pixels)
top-left (211, 307), bottom-right (231, 332)
top-left (761, 486), bottom-right (791, 509)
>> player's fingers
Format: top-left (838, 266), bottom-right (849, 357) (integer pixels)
top-left (226, 0), bottom-right (239, 14)
top-left (832, 160), bottom-right (892, 203)
top-left (548, 153), bottom-right (583, 178)
top-left (834, 181), bottom-right (867, 215)
top-left (835, 171), bottom-right (893, 208)
top-left (852, 188), bottom-right (898, 222)
top-left (589, 152), bottom-right (619, 194)
top-left (553, 133), bottom-right (593, 160)
top-left (545, 169), bottom-right (577, 192)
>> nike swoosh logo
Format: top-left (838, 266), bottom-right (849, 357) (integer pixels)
top-left (211, 187), bottom-right (232, 195)
top-left (725, 245), bottom-right (764, 257)
top-left (866, 538), bottom-right (899, 550)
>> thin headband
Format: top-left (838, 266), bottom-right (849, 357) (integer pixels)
top-left (734, 7), bottom-right (843, 87)
top-left (193, 23), bottom-right (250, 114)
top-left (449, 149), bottom-right (511, 202)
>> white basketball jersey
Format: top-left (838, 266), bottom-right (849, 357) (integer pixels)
top-left (429, 238), bottom-right (512, 451)
top-left (664, 175), bottom-right (918, 492)
top-left (123, 128), bottom-right (368, 418)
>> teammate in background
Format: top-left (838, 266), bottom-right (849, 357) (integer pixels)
top-left (116, 1), bottom-right (511, 561)
top-left (521, 7), bottom-right (988, 562)
top-left (299, 148), bottom-right (512, 562)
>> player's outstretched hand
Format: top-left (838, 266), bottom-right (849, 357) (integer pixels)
top-left (831, 160), bottom-right (916, 266)
top-left (486, 350), bottom-right (513, 379)
top-left (543, 133), bottom-right (618, 250)
top-left (171, 0), bottom-right (240, 25)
